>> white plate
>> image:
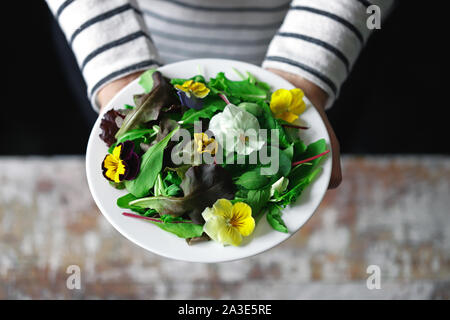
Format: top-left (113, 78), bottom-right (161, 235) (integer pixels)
top-left (86, 59), bottom-right (331, 263)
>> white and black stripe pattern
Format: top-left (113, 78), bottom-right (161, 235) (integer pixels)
top-left (47, 0), bottom-right (394, 111)
top-left (89, 59), bottom-right (161, 97)
top-left (55, 0), bottom-right (75, 19)
top-left (141, 8), bottom-right (284, 30)
top-left (79, 30), bottom-right (151, 72)
top-left (153, 0), bottom-right (291, 12)
top-left (263, 0), bottom-right (394, 107)
top-left (47, 0), bottom-right (160, 110)
top-left (68, 4), bottom-right (139, 45)
top-left (139, 0), bottom-right (288, 65)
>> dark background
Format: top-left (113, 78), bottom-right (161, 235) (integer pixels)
top-left (3, 1), bottom-right (448, 155)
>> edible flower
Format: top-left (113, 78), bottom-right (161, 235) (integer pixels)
top-left (102, 140), bottom-right (140, 183)
top-left (209, 104), bottom-right (265, 155)
top-left (194, 132), bottom-right (218, 155)
top-left (202, 199), bottom-right (255, 246)
top-left (175, 80), bottom-right (210, 98)
top-left (270, 88), bottom-right (306, 123)
top-left (175, 80), bottom-right (210, 110)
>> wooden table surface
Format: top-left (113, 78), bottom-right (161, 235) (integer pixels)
top-left (0, 156), bottom-right (449, 299)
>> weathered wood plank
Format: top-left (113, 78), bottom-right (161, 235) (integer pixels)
top-left (0, 156), bottom-right (449, 299)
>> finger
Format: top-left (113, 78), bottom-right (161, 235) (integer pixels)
top-left (328, 135), bottom-right (342, 189)
top-left (328, 159), bottom-right (342, 189)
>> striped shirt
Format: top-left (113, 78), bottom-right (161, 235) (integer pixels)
top-left (46, 0), bottom-right (395, 110)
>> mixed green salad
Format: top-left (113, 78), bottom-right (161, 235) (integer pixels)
top-left (99, 68), bottom-right (329, 246)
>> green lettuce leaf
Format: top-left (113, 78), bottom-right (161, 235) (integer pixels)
top-left (208, 72), bottom-right (269, 102)
top-left (234, 146), bottom-right (292, 190)
top-left (235, 171), bottom-right (273, 190)
top-left (163, 170), bottom-right (182, 186)
top-left (180, 96), bottom-right (226, 124)
top-left (237, 102), bottom-right (263, 117)
top-left (164, 184), bottom-right (182, 196)
top-left (268, 139), bottom-right (326, 206)
top-left (255, 101), bottom-right (290, 149)
top-left (277, 167), bottom-right (322, 206)
top-left (130, 164), bottom-right (235, 224)
top-left (288, 139), bottom-right (327, 187)
top-left (150, 218), bottom-right (203, 239)
top-left (154, 171), bottom-right (182, 197)
top-left (138, 68), bottom-right (157, 93)
top-left (117, 193), bottom-right (155, 215)
top-left (170, 75), bottom-right (206, 86)
top-left (243, 188), bottom-right (271, 223)
top-left (293, 140), bottom-right (307, 159)
top-left (116, 128), bottom-right (157, 145)
top-left (115, 71), bottom-right (178, 139)
top-left (125, 127), bottom-right (179, 197)
top-left (266, 203), bottom-right (288, 233)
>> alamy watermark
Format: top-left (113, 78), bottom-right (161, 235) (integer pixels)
top-left (366, 265), bottom-right (381, 290)
top-left (169, 124), bottom-right (281, 175)
top-left (367, 5), bottom-right (382, 30)
top-left (66, 265), bottom-right (81, 290)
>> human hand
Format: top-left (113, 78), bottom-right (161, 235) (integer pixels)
top-left (97, 71), bottom-right (145, 112)
top-left (266, 68), bottom-right (342, 189)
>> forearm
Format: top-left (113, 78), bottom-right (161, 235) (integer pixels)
top-left (263, 0), bottom-right (396, 108)
top-left (266, 68), bottom-right (328, 110)
top-left (46, 0), bottom-right (160, 111)
top-left (266, 67), bottom-right (342, 189)
top-left (97, 70), bottom-right (144, 112)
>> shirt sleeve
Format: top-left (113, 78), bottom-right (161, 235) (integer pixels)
top-left (46, 0), bottom-right (160, 111)
top-left (262, 0), bottom-right (395, 109)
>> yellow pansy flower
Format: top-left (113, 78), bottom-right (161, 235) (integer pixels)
top-left (102, 141), bottom-right (140, 183)
top-left (175, 80), bottom-right (210, 98)
top-left (102, 144), bottom-right (127, 183)
top-left (270, 88), bottom-right (306, 123)
top-left (193, 132), bottom-right (218, 155)
top-left (202, 199), bottom-right (255, 246)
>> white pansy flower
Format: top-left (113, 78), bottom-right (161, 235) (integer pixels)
top-left (209, 104), bottom-right (265, 155)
